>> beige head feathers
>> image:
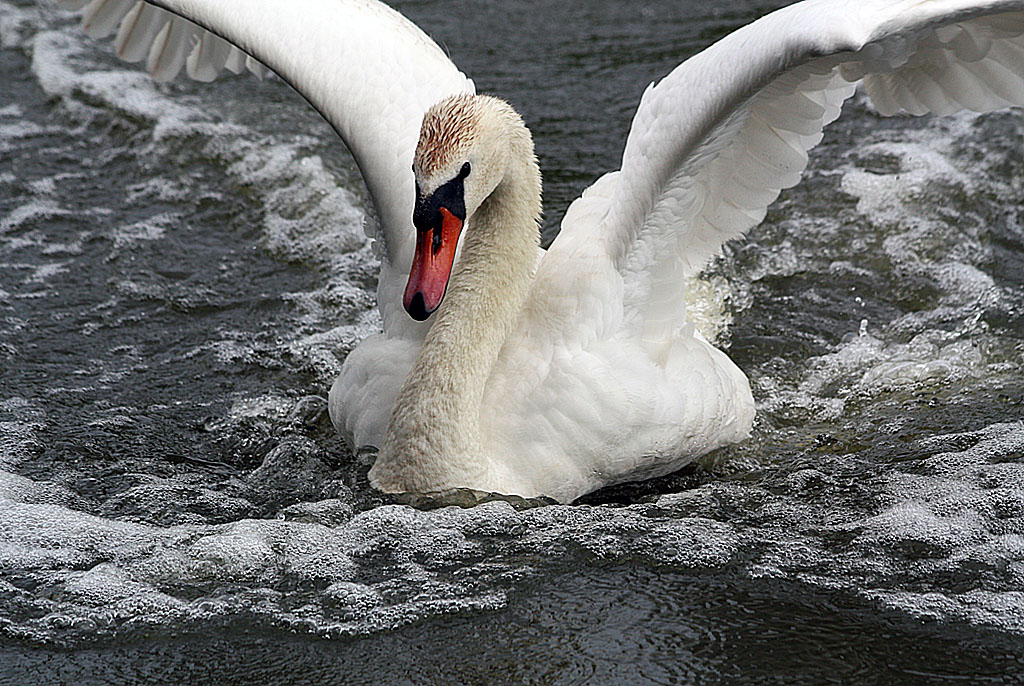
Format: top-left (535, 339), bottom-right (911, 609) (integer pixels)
top-left (414, 94), bottom-right (481, 184)
top-left (412, 94), bottom-right (530, 194)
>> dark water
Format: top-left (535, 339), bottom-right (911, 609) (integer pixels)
top-left (2, 0), bottom-right (1024, 683)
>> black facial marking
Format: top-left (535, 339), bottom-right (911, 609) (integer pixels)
top-left (432, 223), bottom-right (443, 253)
top-left (407, 292), bottom-right (429, 321)
top-left (413, 168), bottom-right (468, 255)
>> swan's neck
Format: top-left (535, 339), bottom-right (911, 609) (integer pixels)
top-left (372, 141), bottom-right (541, 494)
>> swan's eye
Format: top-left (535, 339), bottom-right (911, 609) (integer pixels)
top-left (459, 162), bottom-right (471, 179)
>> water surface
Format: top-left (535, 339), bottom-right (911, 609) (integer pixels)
top-left (2, 0), bottom-right (1024, 683)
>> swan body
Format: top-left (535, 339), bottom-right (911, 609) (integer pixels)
top-left (54, 0), bottom-right (1024, 502)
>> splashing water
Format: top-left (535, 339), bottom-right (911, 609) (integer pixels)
top-left (1, 0), bottom-right (1023, 682)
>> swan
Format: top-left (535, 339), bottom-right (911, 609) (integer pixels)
top-left (52, 0), bottom-right (1024, 502)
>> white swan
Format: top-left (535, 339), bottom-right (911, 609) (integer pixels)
top-left (55, 0), bottom-right (1024, 502)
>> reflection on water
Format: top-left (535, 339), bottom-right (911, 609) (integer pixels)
top-left (1, 0), bottom-right (1023, 682)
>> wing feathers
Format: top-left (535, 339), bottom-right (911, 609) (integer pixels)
top-left (82, 0), bottom-right (135, 38)
top-left (958, 48), bottom-right (1024, 102)
top-left (114, 3), bottom-right (166, 62)
top-left (146, 11), bottom-right (194, 82)
top-left (223, 44), bottom-right (247, 74)
top-left (81, 0), bottom-right (265, 84)
top-left (58, 0), bottom-right (475, 339)
top-left (186, 31), bottom-right (232, 82)
top-left (558, 0), bottom-right (1024, 349)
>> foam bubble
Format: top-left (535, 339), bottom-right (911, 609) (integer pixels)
top-left (0, 119), bottom-right (46, 154)
top-left (0, 1), bottom-right (33, 49)
top-left (1, 199), bottom-right (71, 233)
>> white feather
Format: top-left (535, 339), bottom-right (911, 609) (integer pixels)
top-left (113, 3), bottom-right (167, 63)
top-left (185, 31), bottom-right (232, 82)
top-left (81, 0), bottom-right (135, 38)
top-left (145, 11), bottom-right (195, 81)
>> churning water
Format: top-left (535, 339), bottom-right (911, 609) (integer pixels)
top-left (1, 0), bottom-right (1024, 683)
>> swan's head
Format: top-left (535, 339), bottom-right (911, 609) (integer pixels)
top-left (404, 94), bottom-right (518, 321)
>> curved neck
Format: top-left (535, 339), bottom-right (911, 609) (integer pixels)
top-left (427, 165), bottom-right (541, 398)
top-left (374, 136), bottom-right (541, 493)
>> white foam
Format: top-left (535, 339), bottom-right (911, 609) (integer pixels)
top-left (0, 120), bottom-right (47, 154)
top-left (227, 394), bottom-right (295, 422)
top-left (108, 215), bottom-right (173, 250)
top-left (0, 400), bottom-right (43, 470)
top-left (757, 322), bottom-right (1000, 422)
top-left (30, 29), bottom-right (90, 98)
top-left (840, 117), bottom-right (1005, 315)
top-left (1, 199), bottom-right (71, 233)
top-left (869, 589), bottom-right (1024, 634)
top-left (0, 416), bottom-right (1022, 642)
top-left (228, 146), bottom-right (368, 266)
top-left (841, 140), bottom-right (975, 220)
top-left (857, 500), bottom-right (988, 555)
top-left (749, 110), bottom-right (1020, 422)
top-left (684, 274), bottom-right (733, 343)
top-left (102, 478), bottom-right (255, 527)
top-left (0, 0), bottom-right (34, 49)
top-left (124, 177), bottom-right (197, 204)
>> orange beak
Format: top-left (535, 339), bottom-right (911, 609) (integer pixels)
top-left (403, 206), bottom-right (464, 321)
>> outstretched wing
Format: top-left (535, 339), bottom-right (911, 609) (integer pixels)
top-left (55, 0), bottom-right (475, 337)
top-left (544, 0), bottom-right (1024, 357)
